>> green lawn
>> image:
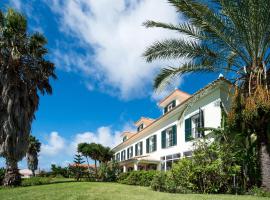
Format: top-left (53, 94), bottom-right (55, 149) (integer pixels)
top-left (0, 182), bottom-right (267, 200)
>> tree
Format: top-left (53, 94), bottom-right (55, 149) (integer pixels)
top-left (70, 152), bottom-right (85, 181)
top-left (78, 143), bottom-right (93, 174)
top-left (98, 146), bottom-right (114, 164)
top-left (51, 164), bottom-right (69, 178)
top-left (26, 135), bottom-right (41, 177)
top-left (88, 143), bottom-right (101, 177)
top-left (0, 9), bottom-right (56, 186)
top-left (143, 0), bottom-right (270, 191)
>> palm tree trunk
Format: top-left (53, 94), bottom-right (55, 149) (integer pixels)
top-left (260, 141), bottom-right (270, 191)
top-left (85, 156), bottom-right (91, 173)
top-left (3, 158), bottom-right (21, 186)
top-left (94, 160), bottom-right (97, 179)
top-left (32, 169), bottom-right (35, 177)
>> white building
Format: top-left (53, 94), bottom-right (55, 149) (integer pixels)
top-left (112, 77), bottom-right (232, 172)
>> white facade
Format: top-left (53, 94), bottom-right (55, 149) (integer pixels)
top-left (112, 78), bottom-right (232, 172)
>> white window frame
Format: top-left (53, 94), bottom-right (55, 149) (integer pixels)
top-left (149, 136), bottom-right (155, 153)
top-left (166, 127), bottom-right (173, 147)
top-left (161, 153), bottom-right (181, 171)
top-left (191, 113), bottom-right (201, 138)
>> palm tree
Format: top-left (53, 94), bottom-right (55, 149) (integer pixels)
top-left (26, 135), bottom-right (41, 177)
top-left (143, 0), bottom-right (270, 191)
top-left (0, 9), bottom-right (56, 186)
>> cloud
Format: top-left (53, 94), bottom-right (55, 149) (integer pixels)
top-left (41, 132), bottom-right (65, 156)
top-left (46, 0), bottom-right (187, 99)
top-left (38, 124), bottom-right (132, 169)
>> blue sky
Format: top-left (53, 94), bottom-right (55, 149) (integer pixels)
top-left (0, 0), bottom-right (219, 170)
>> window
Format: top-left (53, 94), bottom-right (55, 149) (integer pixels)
top-left (192, 114), bottom-right (201, 138)
top-left (166, 128), bottom-right (173, 147)
top-left (116, 153), bottom-right (120, 162)
top-left (183, 151), bottom-right (192, 157)
top-left (123, 136), bottom-right (127, 142)
top-left (161, 153), bottom-right (181, 171)
top-left (164, 100), bottom-right (176, 114)
top-left (135, 141), bottom-right (143, 156)
top-left (185, 108), bottom-right (204, 141)
top-left (127, 146), bottom-right (133, 159)
top-left (161, 125), bottom-right (177, 148)
top-left (146, 135), bottom-right (157, 153)
top-left (121, 150), bottom-right (126, 161)
top-left (137, 124), bottom-right (144, 132)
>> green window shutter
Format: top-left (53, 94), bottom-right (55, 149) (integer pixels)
top-left (199, 108), bottom-right (205, 137)
top-left (135, 144), bottom-right (138, 156)
top-left (161, 130), bottom-right (166, 149)
top-left (127, 148), bottom-right (130, 159)
top-left (153, 135), bottom-right (157, 151)
top-left (131, 147), bottom-right (133, 157)
top-left (164, 106), bottom-right (168, 114)
top-left (146, 138), bottom-right (149, 153)
top-left (140, 142), bottom-right (143, 155)
top-left (172, 125), bottom-right (177, 145)
top-left (185, 118), bottom-right (192, 141)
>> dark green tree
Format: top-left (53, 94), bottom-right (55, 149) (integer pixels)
top-left (144, 0), bottom-right (270, 191)
top-left (26, 135), bottom-right (41, 177)
top-left (71, 152), bottom-right (85, 181)
top-left (98, 146), bottom-right (114, 164)
top-left (78, 142), bottom-right (93, 174)
top-left (0, 9), bottom-right (56, 186)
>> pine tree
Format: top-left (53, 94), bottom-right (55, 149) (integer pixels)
top-left (71, 152), bottom-right (85, 181)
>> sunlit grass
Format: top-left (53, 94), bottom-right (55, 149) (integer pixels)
top-left (0, 181), bottom-right (266, 200)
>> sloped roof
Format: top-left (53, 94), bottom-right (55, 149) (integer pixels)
top-left (134, 117), bottom-right (155, 127)
top-left (159, 89), bottom-right (191, 107)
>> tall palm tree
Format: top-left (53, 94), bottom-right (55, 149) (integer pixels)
top-left (26, 135), bottom-right (41, 177)
top-left (0, 9), bottom-right (56, 186)
top-left (143, 0), bottom-right (270, 191)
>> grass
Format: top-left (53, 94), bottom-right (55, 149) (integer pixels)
top-left (0, 182), bottom-right (267, 200)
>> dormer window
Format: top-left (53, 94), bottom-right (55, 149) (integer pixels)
top-left (137, 123), bottom-right (144, 132)
top-left (123, 136), bottom-right (127, 142)
top-left (164, 100), bottom-right (176, 114)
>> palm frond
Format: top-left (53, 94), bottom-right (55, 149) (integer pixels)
top-left (144, 39), bottom-right (218, 62)
top-left (154, 62), bottom-right (216, 90)
top-left (168, 0), bottom-right (251, 63)
top-left (143, 20), bottom-right (205, 39)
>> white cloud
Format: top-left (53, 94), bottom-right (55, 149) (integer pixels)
top-left (46, 0), bottom-right (187, 99)
top-left (38, 123), bottom-right (132, 169)
top-left (41, 131), bottom-right (65, 156)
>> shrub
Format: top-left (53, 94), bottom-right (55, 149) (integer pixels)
top-left (170, 158), bottom-right (196, 191)
top-left (98, 161), bottom-right (121, 182)
top-left (247, 186), bottom-right (270, 197)
top-left (151, 171), bottom-right (192, 194)
top-left (37, 170), bottom-right (52, 177)
top-left (150, 171), bottom-right (167, 192)
top-left (117, 172), bottom-right (130, 182)
top-left (21, 177), bottom-right (52, 187)
top-left (118, 170), bottom-right (158, 187)
top-left (0, 168), bottom-right (5, 185)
